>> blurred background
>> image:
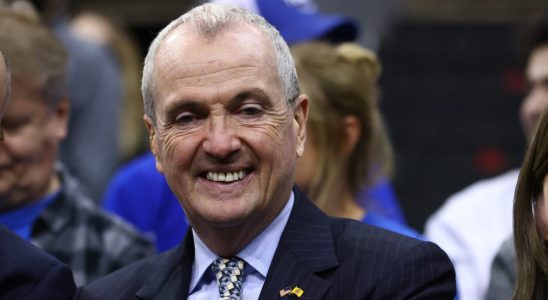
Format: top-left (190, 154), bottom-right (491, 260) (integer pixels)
top-left (69, 0), bottom-right (548, 231)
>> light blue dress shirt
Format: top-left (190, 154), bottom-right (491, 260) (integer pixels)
top-left (188, 192), bottom-right (294, 299)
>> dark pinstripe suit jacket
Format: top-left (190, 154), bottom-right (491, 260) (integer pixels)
top-left (0, 226), bottom-right (76, 300)
top-left (76, 187), bottom-right (456, 299)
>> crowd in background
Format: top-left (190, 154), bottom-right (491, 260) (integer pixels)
top-left (0, 0), bottom-right (547, 299)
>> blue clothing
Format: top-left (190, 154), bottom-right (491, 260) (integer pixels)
top-left (0, 191), bottom-right (59, 240)
top-left (362, 212), bottom-right (422, 239)
top-left (358, 179), bottom-right (406, 224)
top-left (102, 153), bottom-right (188, 252)
top-left (103, 152), bottom-right (406, 252)
top-left (188, 193), bottom-right (293, 300)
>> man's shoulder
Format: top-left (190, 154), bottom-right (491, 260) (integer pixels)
top-left (0, 226), bottom-right (61, 272)
top-left (36, 168), bottom-right (155, 284)
top-left (0, 227), bottom-right (76, 300)
top-left (331, 217), bottom-right (428, 259)
top-left (324, 218), bottom-right (456, 298)
top-left (68, 194), bottom-right (155, 255)
top-left (76, 247), bottom-right (178, 299)
top-left (58, 164), bottom-right (154, 250)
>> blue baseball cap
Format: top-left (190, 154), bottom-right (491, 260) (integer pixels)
top-left (209, 0), bottom-right (359, 45)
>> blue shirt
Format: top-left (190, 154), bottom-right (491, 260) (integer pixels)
top-left (188, 192), bottom-right (294, 299)
top-left (0, 191), bottom-right (60, 240)
top-left (362, 212), bottom-right (423, 240)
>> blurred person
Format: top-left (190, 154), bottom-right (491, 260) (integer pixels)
top-left (512, 107), bottom-right (548, 299)
top-left (70, 10), bottom-right (148, 161)
top-left (486, 108), bottom-right (548, 299)
top-left (0, 6), bottom-right (153, 286)
top-left (21, 0), bottom-right (123, 201)
top-left (103, 0), bottom-right (405, 253)
top-left (0, 48), bottom-right (76, 300)
top-left (76, 4), bottom-right (456, 299)
top-left (425, 14), bottom-right (548, 300)
top-left (485, 236), bottom-right (515, 300)
top-left (291, 41), bottom-right (420, 238)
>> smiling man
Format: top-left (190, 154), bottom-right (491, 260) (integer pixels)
top-left (77, 4), bottom-right (456, 299)
top-left (0, 50), bottom-right (76, 300)
top-left (0, 6), bottom-right (154, 286)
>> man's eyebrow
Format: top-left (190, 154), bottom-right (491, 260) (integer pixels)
top-left (164, 100), bottom-right (205, 120)
top-left (229, 88), bottom-right (273, 108)
top-left (162, 88), bottom-right (274, 119)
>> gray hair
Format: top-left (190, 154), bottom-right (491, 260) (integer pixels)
top-left (0, 10), bottom-right (67, 109)
top-left (141, 3), bottom-right (299, 124)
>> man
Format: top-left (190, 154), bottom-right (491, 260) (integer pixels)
top-left (77, 4), bottom-right (456, 299)
top-left (0, 7), bottom-right (154, 286)
top-left (0, 49), bottom-right (76, 300)
top-left (103, 0), bottom-right (406, 253)
top-left (425, 15), bottom-right (548, 300)
top-left (25, 0), bottom-right (123, 201)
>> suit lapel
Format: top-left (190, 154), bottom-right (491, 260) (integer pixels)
top-left (136, 230), bottom-right (194, 300)
top-left (135, 187), bottom-right (338, 300)
top-left (259, 187), bottom-right (339, 299)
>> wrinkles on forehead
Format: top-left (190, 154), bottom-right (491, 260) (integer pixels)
top-left (163, 59), bottom-right (263, 88)
top-left (151, 22), bottom-right (282, 115)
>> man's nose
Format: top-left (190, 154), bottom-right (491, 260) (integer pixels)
top-left (202, 117), bottom-right (242, 159)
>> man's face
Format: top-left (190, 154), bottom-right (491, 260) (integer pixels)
top-left (520, 44), bottom-right (548, 138)
top-left (146, 23), bottom-right (307, 234)
top-left (0, 80), bottom-right (68, 210)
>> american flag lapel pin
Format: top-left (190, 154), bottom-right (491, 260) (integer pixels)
top-left (279, 286), bottom-right (292, 297)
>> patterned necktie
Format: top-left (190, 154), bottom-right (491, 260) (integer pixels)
top-left (211, 257), bottom-right (246, 300)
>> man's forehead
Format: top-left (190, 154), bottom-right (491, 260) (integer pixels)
top-left (154, 22), bottom-right (276, 78)
top-left (159, 21), bottom-right (271, 58)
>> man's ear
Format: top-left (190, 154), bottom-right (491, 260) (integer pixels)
top-left (293, 94), bottom-right (308, 157)
top-left (144, 114), bottom-right (164, 174)
top-left (340, 115), bottom-right (361, 156)
top-left (53, 97), bottom-right (70, 139)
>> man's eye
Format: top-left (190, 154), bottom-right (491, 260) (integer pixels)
top-left (175, 113), bottom-right (196, 124)
top-left (239, 105), bottom-right (262, 116)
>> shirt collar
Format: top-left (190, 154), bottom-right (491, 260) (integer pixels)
top-left (189, 191), bottom-right (295, 293)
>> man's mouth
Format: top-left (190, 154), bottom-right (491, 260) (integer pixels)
top-left (205, 170), bottom-right (248, 183)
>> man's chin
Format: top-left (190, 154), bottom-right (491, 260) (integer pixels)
top-left (204, 212), bottom-right (248, 229)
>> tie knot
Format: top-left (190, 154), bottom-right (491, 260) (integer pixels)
top-left (211, 257), bottom-right (246, 299)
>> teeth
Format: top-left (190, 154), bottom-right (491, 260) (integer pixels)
top-left (206, 170), bottom-right (247, 182)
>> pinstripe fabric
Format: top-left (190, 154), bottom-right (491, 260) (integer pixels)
top-left (259, 188), bottom-right (456, 299)
top-left (76, 187), bottom-right (456, 299)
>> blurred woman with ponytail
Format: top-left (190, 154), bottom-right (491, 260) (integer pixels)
top-left (292, 42), bottom-right (421, 238)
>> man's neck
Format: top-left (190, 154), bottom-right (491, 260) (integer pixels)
top-left (192, 194), bottom-right (291, 257)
